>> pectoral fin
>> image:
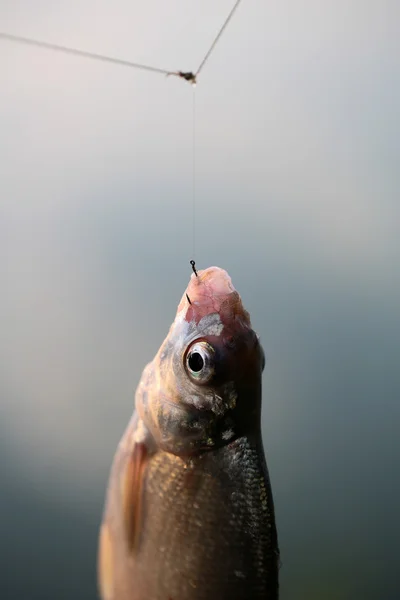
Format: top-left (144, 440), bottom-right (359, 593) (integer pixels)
top-left (98, 523), bottom-right (114, 600)
top-left (121, 441), bottom-right (148, 553)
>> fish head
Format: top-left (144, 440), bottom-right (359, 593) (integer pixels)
top-left (136, 266), bottom-right (265, 456)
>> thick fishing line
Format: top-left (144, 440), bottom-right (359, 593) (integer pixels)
top-left (0, 31), bottom-right (174, 76)
top-left (195, 0), bottom-right (242, 77)
top-left (0, 0), bottom-right (243, 264)
top-left (0, 0), bottom-right (242, 83)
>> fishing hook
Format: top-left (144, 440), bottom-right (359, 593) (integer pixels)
top-left (190, 260), bottom-right (198, 277)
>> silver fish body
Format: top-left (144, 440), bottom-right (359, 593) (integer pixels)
top-left (98, 267), bottom-right (280, 600)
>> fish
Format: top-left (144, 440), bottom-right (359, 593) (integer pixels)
top-left (98, 266), bottom-right (280, 600)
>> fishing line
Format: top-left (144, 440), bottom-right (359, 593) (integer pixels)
top-left (195, 0), bottom-right (243, 77)
top-left (0, 0), bottom-right (243, 263)
top-left (0, 31), bottom-right (174, 75)
top-left (192, 86), bottom-right (196, 261)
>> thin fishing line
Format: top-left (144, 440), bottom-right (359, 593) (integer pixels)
top-left (192, 87), bottom-right (196, 260)
top-left (1, 2), bottom-right (244, 264)
top-left (195, 0), bottom-right (243, 76)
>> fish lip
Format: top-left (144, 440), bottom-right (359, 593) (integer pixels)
top-left (187, 266), bottom-right (236, 308)
top-left (177, 266), bottom-right (251, 327)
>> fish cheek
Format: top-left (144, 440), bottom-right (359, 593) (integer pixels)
top-left (157, 403), bottom-right (212, 454)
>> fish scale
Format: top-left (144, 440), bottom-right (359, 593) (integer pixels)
top-left (98, 267), bottom-right (280, 599)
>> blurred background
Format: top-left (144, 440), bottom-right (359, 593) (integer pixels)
top-left (1, 1), bottom-right (399, 598)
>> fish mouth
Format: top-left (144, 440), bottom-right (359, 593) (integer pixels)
top-left (178, 266), bottom-right (251, 326)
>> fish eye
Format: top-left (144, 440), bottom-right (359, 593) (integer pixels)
top-left (185, 341), bottom-right (215, 384)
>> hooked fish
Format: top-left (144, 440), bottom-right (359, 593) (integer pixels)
top-left (98, 266), bottom-right (280, 600)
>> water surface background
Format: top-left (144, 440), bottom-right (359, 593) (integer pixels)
top-left (1, 1), bottom-right (399, 598)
